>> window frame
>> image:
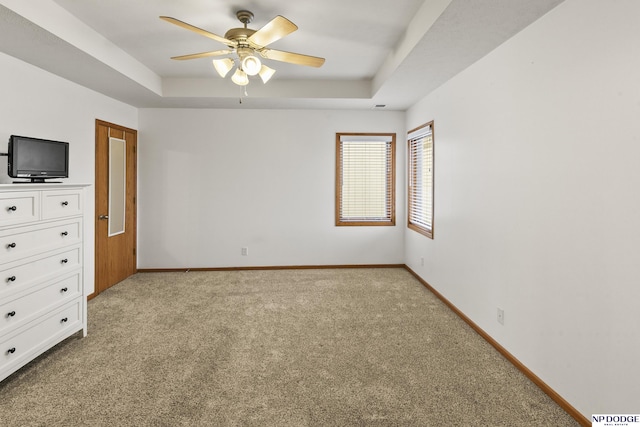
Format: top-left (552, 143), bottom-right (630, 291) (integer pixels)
top-left (407, 121), bottom-right (434, 239)
top-left (335, 132), bottom-right (396, 227)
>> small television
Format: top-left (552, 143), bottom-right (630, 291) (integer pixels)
top-left (8, 135), bottom-right (69, 183)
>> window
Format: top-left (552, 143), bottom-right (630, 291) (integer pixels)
top-left (408, 122), bottom-right (434, 238)
top-left (336, 133), bottom-right (396, 226)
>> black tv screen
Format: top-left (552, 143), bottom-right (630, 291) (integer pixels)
top-left (8, 135), bottom-right (69, 183)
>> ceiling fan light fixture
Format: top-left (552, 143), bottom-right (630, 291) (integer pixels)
top-left (212, 58), bottom-right (234, 78)
top-left (231, 68), bottom-right (249, 86)
top-left (162, 10), bottom-right (325, 89)
top-left (241, 55), bottom-right (262, 76)
top-left (258, 64), bottom-right (276, 84)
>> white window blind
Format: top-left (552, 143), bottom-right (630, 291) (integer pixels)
top-left (336, 134), bottom-right (395, 226)
top-left (408, 122), bottom-right (433, 237)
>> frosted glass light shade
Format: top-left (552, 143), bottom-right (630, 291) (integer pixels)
top-left (241, 55), bottom-right (262, 76)
top-left (231, 68), bottom-right (249, 86)
top-left (258, 65), bottom-right (276, 83)
top-left (212, 58), bottom-right (234, 78)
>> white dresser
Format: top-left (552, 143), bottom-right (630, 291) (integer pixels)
top-left (0, 183), bottom-right (88, 382)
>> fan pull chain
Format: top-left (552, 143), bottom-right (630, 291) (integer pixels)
top-left (239, 85), bottom-right (248, 104)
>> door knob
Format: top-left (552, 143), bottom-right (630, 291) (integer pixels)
top-left (98, 215), bottom-right (109, 220)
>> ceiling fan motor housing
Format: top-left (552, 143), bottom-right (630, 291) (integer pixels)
top-left (224, 28), bottom-right (257, 47)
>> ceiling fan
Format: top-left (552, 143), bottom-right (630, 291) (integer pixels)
top-left (160, 10), bottom-right (325, 86)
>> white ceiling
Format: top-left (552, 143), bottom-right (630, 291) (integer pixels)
top-left (0, 0), bottom-right (565, 110)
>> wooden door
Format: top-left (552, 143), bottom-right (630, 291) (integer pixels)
top-left (93, 120), bottom-right (137, 297)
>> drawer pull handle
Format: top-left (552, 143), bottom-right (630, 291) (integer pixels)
top-left (61, 201), bottom-right (69, 206)
top-left (7, 311), bottom-right (16, 317)
top-left (61, 259), bottom-right (68, 264)
top-left (7, 347), bottom-right (16, 354)
top-left (7, 206), bottom-right (17, 212)
top-left (7, 242), bottom-right (16, 249)
top-left (61, 287), bottom-right (68, 293)
top-left (61, 317), bottom-right (68, 323)
top-left (7, 276), bottom-right (16, 282)
top-left (61, 231), bottom-right (68, 237)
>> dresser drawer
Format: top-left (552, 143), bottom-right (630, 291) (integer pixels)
top-left (0, 245), bottom-right (82, 298)
top-left (0, 272), bottom-right (81, 336)
top-left (0, 192), bottom-right (40, 227)
top-left (1, 300), bottom-right (82, 376)
top-left (1, 219), bottom-right (81, 263)
top-left (42, 190), bottom-right (82, 220)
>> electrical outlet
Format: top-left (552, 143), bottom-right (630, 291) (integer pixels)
top-left (420, 257), bottom-right (424, 266)
top-left (241, 247), bottom-right (248, 256)
top-left (497, 308), bottom-right (505, 325)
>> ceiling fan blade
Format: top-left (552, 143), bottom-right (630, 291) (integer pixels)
top-left (160, 16), bottom-right (235, 47)
top-left (248, 16), bottom-right (297, 47)
top-left (260, 49), bottom-right (325, 67)
top-left (170, 50), bottom-right (233, 61)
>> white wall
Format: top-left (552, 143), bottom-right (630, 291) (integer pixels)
top-left (138, 108), bottom-right (405, 268)
top-left (405, 0), bottom-right (640, 418)
top-left (0, 52), bottom-right (138, 293)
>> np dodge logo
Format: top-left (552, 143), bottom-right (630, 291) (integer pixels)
top-left (592, 414), bottom-right (640, 426)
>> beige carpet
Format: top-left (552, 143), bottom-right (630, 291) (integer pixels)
top-left (0, 268), bottom-right (579, 426)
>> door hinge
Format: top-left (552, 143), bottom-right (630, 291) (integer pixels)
top-left (133, 248), bottom-right (136, 256)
